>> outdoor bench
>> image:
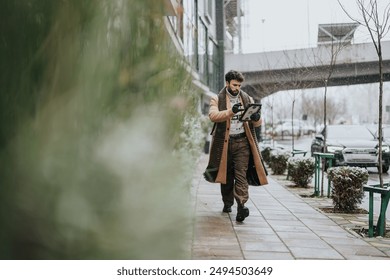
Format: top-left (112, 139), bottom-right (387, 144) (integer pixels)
top-left (313, 152), bottom-right (335, 197)
top-left (363, 183), bottom-right (390, 237)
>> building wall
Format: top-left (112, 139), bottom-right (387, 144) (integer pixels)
top-left (164, 0), bottom-right (224, 114)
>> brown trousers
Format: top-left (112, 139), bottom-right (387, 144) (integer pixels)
top-left (220, 136), bottom-right (250, 207)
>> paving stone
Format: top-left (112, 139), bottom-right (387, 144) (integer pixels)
top-left (190, 153), bottom-right (390, 260)
top-left (288, 246), bottom-right (344, 259)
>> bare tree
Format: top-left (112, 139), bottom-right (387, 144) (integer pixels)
top-left (339, 0), bottom-right (390, 187)
top-left (301, 93), bottom-right (346, 128)
top-left (310, 33), bottom-right (348, 196)
top-left (280, 50), bottom-right (314, 151)
top-left (328, 98), bottom-right (348, 124)
top-left (262, 95), bottom-right (276, 146)
top-left (256, 51), bottom-right (311, 149)
top-left (301, 92), bottom-right (323, 131)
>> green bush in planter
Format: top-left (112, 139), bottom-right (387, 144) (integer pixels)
top-left (327, 166), bottom-right (368, 212)
top-left (287, 157), bottom-right (315, 187)
top-left (269, 152), bottom-right (290, 175)
top-left (261, 147), bottom-right (272, 164)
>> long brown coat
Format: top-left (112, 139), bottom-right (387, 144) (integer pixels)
top-left (204, 88), bottom-right (268, 186)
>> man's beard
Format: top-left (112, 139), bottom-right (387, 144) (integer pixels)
top-left (227, 86), bottom-right (239, 96)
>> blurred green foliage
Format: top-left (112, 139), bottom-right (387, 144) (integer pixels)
top-left (0, 0), bottom-right (202, 259)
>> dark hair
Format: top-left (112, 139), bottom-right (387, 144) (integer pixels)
top-left (225, 70), bottom-right (244, 83)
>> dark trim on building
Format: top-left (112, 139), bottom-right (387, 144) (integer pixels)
top-left (216, 0), bottom-right (225, 90)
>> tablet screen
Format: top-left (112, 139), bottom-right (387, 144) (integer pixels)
top-left (239, 104), bottom-right (262, 121)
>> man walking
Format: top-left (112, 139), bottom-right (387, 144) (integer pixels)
top-left (204, 70), bottom-right (268, 222)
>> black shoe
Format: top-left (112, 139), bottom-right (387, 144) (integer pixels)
top-left (236, 206), bottom-right (249, 222)
top-left (222, 205), bottom-right (232, 213)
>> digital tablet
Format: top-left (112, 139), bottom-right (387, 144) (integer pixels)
top-left (239, 104), bottom-right (262, 121)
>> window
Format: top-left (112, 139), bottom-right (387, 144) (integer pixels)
top-left (204, 0), bottom-right (214, 24)
top-left (198, 21), bottom-right (207, 82)
top-left (182, 0), bottom-right (198, 68)
top-left (208, 38), bottom-right (219, 92)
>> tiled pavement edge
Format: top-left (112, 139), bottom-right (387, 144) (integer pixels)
top-left (191, 153), bottom-right (390, 260)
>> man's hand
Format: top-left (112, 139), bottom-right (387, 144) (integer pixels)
top-left (232, 103), bottom-right (242, 114)
top-left (250, 113), bottom-right (260, 122)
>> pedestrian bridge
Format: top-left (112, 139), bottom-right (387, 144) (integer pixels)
top-left (225, 40), bottom-right (390, 100)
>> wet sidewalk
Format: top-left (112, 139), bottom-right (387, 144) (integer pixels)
top-left (190, 154), bottom-right (390, 260)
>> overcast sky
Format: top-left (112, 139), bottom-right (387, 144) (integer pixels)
top-left (243, 0), bottom-right (390, 124)
top-left (242, 0), bottom-right (390, 53)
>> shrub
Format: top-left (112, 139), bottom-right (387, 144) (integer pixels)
top-left (269, 152), bottom-right (290, 175)
top-left (261, 147), bottom-right (272, 164)
top-left (287, 157), bottom-right (315, 187)
top-left (327, 166), bottom-right (369, 212)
